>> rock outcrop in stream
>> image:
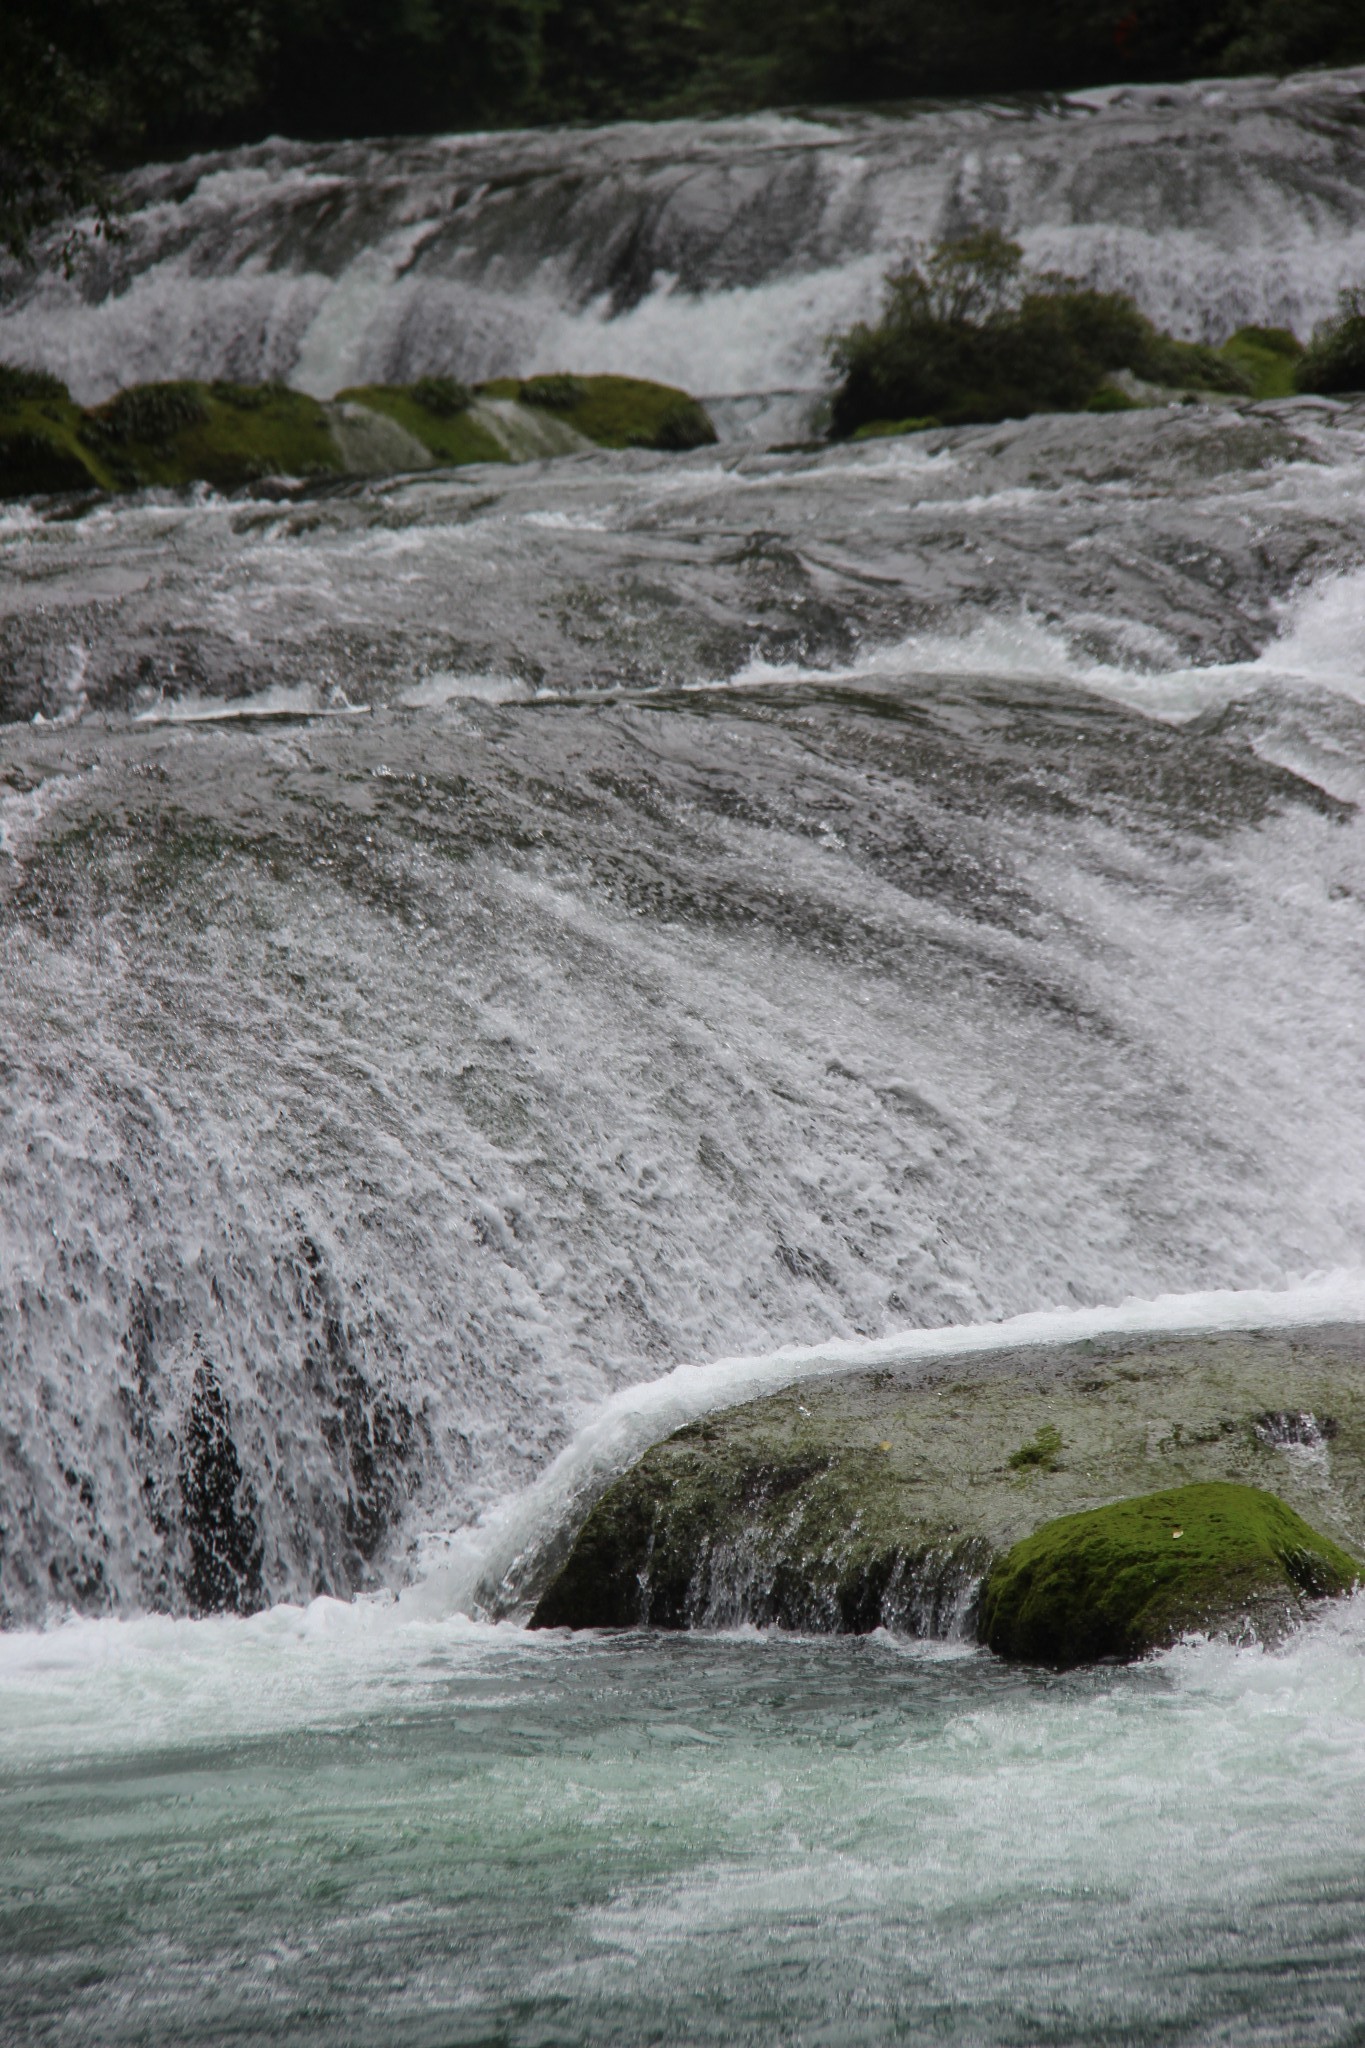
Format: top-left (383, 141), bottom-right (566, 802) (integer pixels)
top-left (529, 1326), bottom-right (1365, 1658)
top-left (0, 370), bottom-right (716, 500)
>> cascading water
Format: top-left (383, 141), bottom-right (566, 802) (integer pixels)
top-left (4, 66), bottom-right (1365, 414)
top-left (4, 69), bottom-right (1365, 2046)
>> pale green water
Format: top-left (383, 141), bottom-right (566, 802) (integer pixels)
top-left (3, 1601), bottom-right (1364, 2045)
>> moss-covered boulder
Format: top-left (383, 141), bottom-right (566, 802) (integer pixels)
top-left (0, 366), bottom-right (720, 501)
top-left (334, 381), bottom-right (510, 466)
top-left (530, 1420), bottom-right (992, 1634)
top-left (979, 1482), bottom-right (1360, 1667)
top-left (0, 368), bottom-right (102, 496)
top-left (78, 379), bottom-right (342, 490)
top-left (480, 373), bottom-right (717, 452)
top-left (1220, 325), bottom-right (1303, 400)
top-left (522, 1325), bottom-right (1365, 1650)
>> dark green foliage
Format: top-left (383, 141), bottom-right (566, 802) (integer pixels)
top-left (0, 364), bottom-right (71, 408)
top-left (409, 374), bottom-right (471, 417)
top-left (1296, 290), bottom-right (1365, 395)
top-left (8, 4), bottom-right (1365, 271)
top-left (830, 232), bottom-right (1251, 435)
top-left (0, 428), bottom-right (95, 494)
top-left (979, 1482), bottom-right (1360, 1668)
top-left (86, 379), bottom-right (210, 447)
top-left (1, 0), bottom-right (273, 262)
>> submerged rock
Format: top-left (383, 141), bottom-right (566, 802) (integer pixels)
top-left (979, 1482), bottom-right (1360, 1667)
top-left (528, 1326), bottom-right (1365, 1655)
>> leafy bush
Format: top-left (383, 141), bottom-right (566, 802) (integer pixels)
top-left (410, 375), bottom-right (471, 416)
top-left (1296, 290), bottom-right (1365, 395)
top-left (829, 232), bottom-right (1250, 436)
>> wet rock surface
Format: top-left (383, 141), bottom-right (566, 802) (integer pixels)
top-left (530, 1325), bottom-right (1365, 1650)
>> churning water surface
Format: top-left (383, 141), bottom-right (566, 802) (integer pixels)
top-left (5, 65), bottom-right (1365, 2047)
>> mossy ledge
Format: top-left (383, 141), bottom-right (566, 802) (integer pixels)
top-left (523, 1326), bottom-right (1365, 1658)
top-left (0, 370), bottom-right (717, 500)
top-left (979, 1482), bottom-right (1360, 1668)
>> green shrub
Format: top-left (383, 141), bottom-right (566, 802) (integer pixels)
top-left (1296, 290), bottom-right (1365, 395)
top-left (410, 375), bottom-right (472, 416)
top-left (829, 233), bottom-right (1251, 435)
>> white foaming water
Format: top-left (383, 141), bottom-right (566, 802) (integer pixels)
top-left (720, 542), bottom-right (1365, 738)
top-left (5, 68), bottom-right (1365, 411)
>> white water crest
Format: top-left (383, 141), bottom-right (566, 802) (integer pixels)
top-left (4, 67), bottom-right (1365, 411)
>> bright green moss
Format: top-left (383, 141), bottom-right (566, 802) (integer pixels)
top-left (79, 380), bottom-right (341, 489)
top-left (334, 384), bottom-right (509, 465)
top-left (1219, 325), bottom-right (1303, 399)
top-left (483, 373), bottom-right (717, 451)
top-left (979, 1482), bottom-right (1360, 1668)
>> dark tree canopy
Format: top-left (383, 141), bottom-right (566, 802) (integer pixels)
top-left (5, 0), bottom-right (1365, 263)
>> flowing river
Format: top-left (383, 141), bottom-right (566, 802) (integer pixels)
top-left (4, 65), bottom-right (1365, 2045)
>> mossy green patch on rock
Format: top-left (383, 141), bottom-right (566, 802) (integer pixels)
top-left (0, 370), bottom-right (721, 500)
top-left (481, 373), bottom-right (717, 452)
top-left (530, 1420), bottom-right (991, 1634)
top-left (0, 371), bottom-right (106, 495)
top-left (980, 1482), bottom-right (1360, 1668)
top-left (334, 384), bottom-right (510, 466)
top-left (78, 380), bottom-right (341, 490)
top-left (519, 1326), bottom-right (1365, 1647)
top-left (1219, 325), bottom-right (1303, 400)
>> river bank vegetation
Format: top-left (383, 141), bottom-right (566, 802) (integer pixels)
top-left (5, 1), bottom-right (1365, 267)
top-left (0, 369), bottom-right (716, 496)
top-left (827, 233), bottom-right (1365, 435)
